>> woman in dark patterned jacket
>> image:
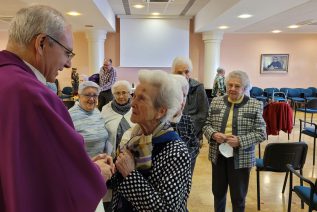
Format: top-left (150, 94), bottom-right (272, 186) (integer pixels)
top-left (110, 70), bottom-right (191, 211)
top-left (203, 70), bottom-right (266, 212)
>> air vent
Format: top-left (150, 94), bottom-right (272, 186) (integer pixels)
top-left (144, 0), bottom-right (174, 3)
top-left (0, 16), bottom-right (13, 23)
top-left (296, 19), bottom-right (317, 26)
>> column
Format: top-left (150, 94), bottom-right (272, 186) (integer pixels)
top-left (202, 31), bottom-right (223, 89)
top-left (85, 29), bottom-right (107, 76)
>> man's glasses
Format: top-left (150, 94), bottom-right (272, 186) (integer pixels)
top-left (81, 94), bottom-right (98, 99)
top-left (46, 35), bottom-right (75, 59)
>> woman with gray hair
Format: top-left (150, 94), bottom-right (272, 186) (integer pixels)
top-left (110, 70), bottom-right (191, 211)
top-left (170, 74), bottom-right (200, 177)
top-left (203, 70), bottom-right (266, 212)
top-left (69, 81), bottom-right (109, 158)
top-left (100, 80), bottom-right (135, 211)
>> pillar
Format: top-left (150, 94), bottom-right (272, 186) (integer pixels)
top-left (202, 31), bottom-right (223, 89)
top-left (85, 29), bottom-right (107, 75)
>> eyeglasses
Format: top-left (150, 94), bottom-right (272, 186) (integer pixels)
top-left (114, 91), bottom-right (129, 96)
top-left (46, 35), bottom-right (75, 59)
top-left (81, 94), bottom-right (98, 99)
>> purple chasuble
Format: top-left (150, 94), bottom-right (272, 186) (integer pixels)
top-left (0, 50), bottom-right (106, 212)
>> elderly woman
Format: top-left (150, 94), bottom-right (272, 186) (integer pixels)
top-left (171, 56), bottom-right (209, 143)
top-left (69, 81), bottom-right (109, 158)
top-left (100, 80), bottom-right (134, 211)
top-left (171, 74), bottom-right (200, 177)
top-left (203, 70), bottom-right (266, 212)
top-left (101, 80), bottom-right (134, 157)
top-left (110, 70), bottom-right (191, 211)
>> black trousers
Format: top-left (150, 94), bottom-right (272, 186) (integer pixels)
top-left (212, 154), bottom-right (251, 212)
top-left (98, 90), bottom-right (113, 111)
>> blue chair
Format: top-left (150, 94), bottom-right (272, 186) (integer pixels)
top-left (264, 87), bottom-right (279, 99)
top-left (308, 87), bottom-right (317, 97)
top-left (287, 164), bottom-right (316, 212)
top-left (299, 119), bottom-right (317, 165)
top-left (256, 142), bottom-right (308, 210)
top-left (60, 86), bottom-right (73, 99)
top-left (250, 86), bottom-right (267, 103)
top-left (294, 99), bottom-right (317, 126)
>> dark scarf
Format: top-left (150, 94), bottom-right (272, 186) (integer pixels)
top-left (111, 99), bottom-right (131, 115)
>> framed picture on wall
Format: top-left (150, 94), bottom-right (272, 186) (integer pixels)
top-left (260, 54), bottom-right (289, 74)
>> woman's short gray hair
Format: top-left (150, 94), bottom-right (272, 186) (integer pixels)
top-left (172, 74), bottom-right (189, 96)
top-left (171, 56), bottom-right (193, 73)
top-left (138, 70), bottom-right (183, 123)
top-left (8, 5), bottom-right (67, 47)
top-left (111, 80), bottom-right (132, 94)
top-left (78, 81), bottom-right (100, 95)
top-left (225, 70), bottom-right (250, 90)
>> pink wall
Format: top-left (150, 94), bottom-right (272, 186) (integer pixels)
top-left (0, 26), bottom-right (316, 90)
top-left (220, 33), bottom-right (317, 88)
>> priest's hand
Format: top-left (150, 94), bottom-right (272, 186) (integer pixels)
top-left (115, 149), bottom-right (135, 178)
top-left (94, 159), bottom-right (114, 181)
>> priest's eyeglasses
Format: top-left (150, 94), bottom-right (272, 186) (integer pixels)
top-left (46, 35), bottom-right (76, 59)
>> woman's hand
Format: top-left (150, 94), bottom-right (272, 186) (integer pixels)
top-left (212, 132), bottom-right (227, 144)
top-left (115, 149), bottom-right (135, 178)
top-left (226, 135), bottom-right (240, 147)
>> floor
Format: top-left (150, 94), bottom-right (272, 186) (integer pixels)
top-left (187, 111), bottom-right (317, 212)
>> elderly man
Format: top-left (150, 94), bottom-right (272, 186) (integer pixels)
top-left (0, 5), bottom-right (114, 212)
top-left (171, 56), bottom-right (209, 144)
top-left (98, 58), bottom-right (117, 111)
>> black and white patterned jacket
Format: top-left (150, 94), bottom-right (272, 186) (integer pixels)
top-left (111, 132), bottom-right (191, 211)
top-left (203, 95), bottom-right (266, 169)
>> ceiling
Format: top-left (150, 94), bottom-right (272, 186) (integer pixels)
top-left (1, 0), bottom-right (317, 34)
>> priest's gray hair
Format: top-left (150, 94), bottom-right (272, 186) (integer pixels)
top-left (111, 80), bottom-right (132, 94)
top-left (8, 5), bottom-right (67, 47)
top-left (78, 81), bottom-right (101, 95)
top-left (138, 69), bottom-right (183, 123)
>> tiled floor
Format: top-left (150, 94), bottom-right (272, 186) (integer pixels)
top-left (187, 112), bottom-right (317, 212)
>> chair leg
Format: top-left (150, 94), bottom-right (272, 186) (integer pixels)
top-left (313, 138), bottom-right (316, 166)
top-left (257, 170), bottom-right (261, 210)
top-left (300, 169), bottom-right (304, 209)
top-left (258, 143), bottom-right (261, 159)
top-left (282, 171), bottom-right (288, 193)
top-left (287, 172), bottom-right (293, 212)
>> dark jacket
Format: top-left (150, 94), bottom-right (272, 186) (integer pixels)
top-left (183, 78), bottom-right (209, 137)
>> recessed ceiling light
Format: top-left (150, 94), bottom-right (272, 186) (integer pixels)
top-left (238, 14), bottom-right (253, 19)
top-left (288, 25), bottom-right (299, 29)
top-left (66, 11), bottom-right (81, 16)
top-left (218, 25), bottom-right (229, 29)
top-left (133, 4), bottom-right (145, 9)
top-left (272, 30), bottom-right (281, 33)
top-left (152, 12), bottom-right (160, 16)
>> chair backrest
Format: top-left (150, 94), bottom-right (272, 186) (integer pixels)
top-left (62, 86), bottom-right (73, 95)
top-left (264, 88), bottom-right (279, 97)
top-left (263, 142), bottom-right (308, 172)
top-left (250, 86), bottom-right (263, 97)
top-left (308, 87), bottom-right (317, 96)
top-left (287, 88), bottom-right (301, 98)
top-left (306, 99), bottom-right (317, 109)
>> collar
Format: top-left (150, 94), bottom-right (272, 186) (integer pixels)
top-left (228, 95), bottom-right (244, 104)
top-left (23, 60), bottom-right (46, 85)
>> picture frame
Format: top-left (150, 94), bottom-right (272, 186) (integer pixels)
top-left (260, 54), bottom-right (289, 74)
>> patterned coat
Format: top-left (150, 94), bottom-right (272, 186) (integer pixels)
top-left (110, 132), bottom-right (191, 211)
top-left (203, 95), bottom-right (266, 169)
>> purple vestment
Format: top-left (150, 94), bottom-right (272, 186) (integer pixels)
top-left (0, 50), bottom-right (106, 212)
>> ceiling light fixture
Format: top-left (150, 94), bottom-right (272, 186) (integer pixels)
top-left (218, 25), bottom-right (229, 29)
top-left (288, 25), bottom-right (299, 29)
top-left (133, 4), bottom-right (145, 9)
top-left (238, 14), bottom-right (252, 19)
top-left (151, 12), bottom-right (160, 16)
top-left (66, 11), bottom-right (81, 16)
top-left (272, 30), bottom-right (281, 33)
